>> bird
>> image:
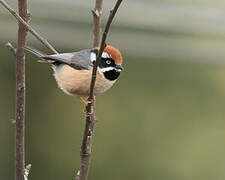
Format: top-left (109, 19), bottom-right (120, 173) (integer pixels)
top-left (24, 45), bottom-right (123, 105)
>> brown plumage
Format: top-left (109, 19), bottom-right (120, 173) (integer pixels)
top-left (54, 64), bottom-right (114, 96)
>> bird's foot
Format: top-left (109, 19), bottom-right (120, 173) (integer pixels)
top-left (77, 96), bottom-right (94, 115)
top-left (77, 96), bottom-right (90, 106)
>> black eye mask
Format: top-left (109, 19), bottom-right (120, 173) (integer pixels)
top-left (99, 58), bottom-right (116, 68)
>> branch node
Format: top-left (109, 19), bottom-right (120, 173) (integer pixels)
top-left (87, 129), bottom-right (92, 136)
top-left (75, 170), bottom-right (80, 180)
top-left (10, 118), bottom-right (16, 124)
top-left (27, 10), bottom-right (31, 24)
top-left (24, 164), bottom-right (32, 180)
top-left (5, 42), bottom-right (17, 56)
top-left (92, 9), bottom-right (101, 17)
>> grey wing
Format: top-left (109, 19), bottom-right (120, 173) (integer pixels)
top-left (71, 49), bottom-right (94, 69)
top-left (46, 49), bottom-right (93, 70)
top-left (24, 46), bottom-right (93, 70)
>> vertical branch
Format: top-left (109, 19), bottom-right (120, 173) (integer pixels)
top-left (15, 0), bottom-right (28, 180)
top-left (92, 0), bottom-right (103, 47)
top-left (76, 1), bottom-right (123, 180)
top-left (77, 2), bottom-right (103, 180)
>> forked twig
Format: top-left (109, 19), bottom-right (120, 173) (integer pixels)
top-left (0, 0), bottom-right (58, 54)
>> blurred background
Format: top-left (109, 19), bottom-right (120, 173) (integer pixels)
top-left (1, 0), bottom-right (225, 179)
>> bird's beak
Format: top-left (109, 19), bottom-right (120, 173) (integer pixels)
top-left (115, 64), bottom-right (123, 71)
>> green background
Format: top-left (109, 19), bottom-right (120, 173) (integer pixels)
top-left (1, 0), bottom-right (225, 180)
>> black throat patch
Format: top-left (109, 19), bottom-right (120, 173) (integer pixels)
top-left (103, 69), bottom-right (120, 81)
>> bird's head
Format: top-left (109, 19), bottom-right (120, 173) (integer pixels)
top-left (91, 45), bottom-right (123, 81)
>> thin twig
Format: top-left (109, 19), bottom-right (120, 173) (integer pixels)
top-left (76, 1), bottom-right (123, 180)
top-left (0, 0), bottom-right (58, 54)
top-left (89, 0), bottom-right (123, 101)
top-left (92, 0), bottom-right (103, 47)
top-left (15, 0), bottom-right (28, 180)
top-left (76, 0), bottom-right (103, 179)
top-left (76, 1), bottom-right (104, 179)
top-left (5, 42), bottom-right (17, 56)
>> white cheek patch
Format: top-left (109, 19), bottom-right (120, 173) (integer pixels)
top-left (99, 66), bottom-right (122, 73)
top-left (102, 52), bottom-right (111, 59)
top-left (90, 52), bottom-right (96, 63)
top-left (99, 66), bottom-right (115, 72)
top-left (91, 52), bottom-right (111, 63)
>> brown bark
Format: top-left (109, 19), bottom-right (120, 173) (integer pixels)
top-left (92, 0), bottom-right (103, 48)
top-left (76, 1), bottom-right (103, 179)
top-left (76, 0), bottom-right (123, 180)
top-left (15, 0), bottom-right (28, 180)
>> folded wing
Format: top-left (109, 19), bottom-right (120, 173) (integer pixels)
top-left (24, 46), bottom-right (93, 70)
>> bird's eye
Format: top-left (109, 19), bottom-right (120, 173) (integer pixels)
top-left (106, 60), bottom-right (111, 65)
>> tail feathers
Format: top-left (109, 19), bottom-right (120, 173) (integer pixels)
top-left (25, 46), bottom-right (67, 66)
top-left (24, 46), bottom-right (46, 57)
top-left (24, 46), bottom-right (55, 63)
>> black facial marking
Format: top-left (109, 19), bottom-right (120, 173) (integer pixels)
top-left (99, 58), bottom-right (116, 68)
top-left (91, 49), bottom-right (116, 69)
top-left (103, 69), bottom-right (120, 81)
